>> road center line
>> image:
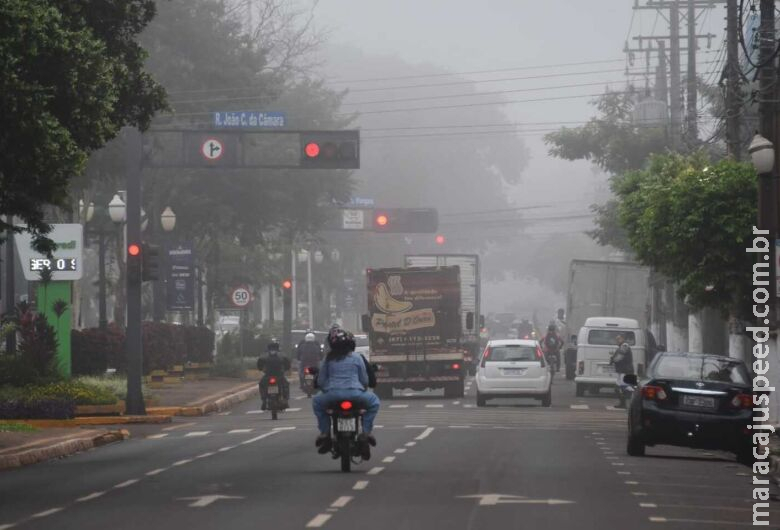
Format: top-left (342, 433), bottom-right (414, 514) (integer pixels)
top-left (196, 452), bottom-right (215, 459)
top-left (184, 431), bottom-right (210, 437)
top-left (330, 496), bottom-right (353, 508)
top-left (240, 431), bottom-right (280, 445)
top-left (405, 442), bottom-right (416, 447)
top-left (114, 479), bottom-right (140, 488)
top-left (353, 481), bottom-right (369, 490)
top-left (382, 456), bottom-right (396, 463)
top-left (31, 508), bottom-right (63, 518)
top-left (366, 467), bottom-right (385, 475)
top-left (415, 427), bottom-right (435, 440)
top-left (305, 514), bottom-right (332, 528)
top-left (218, 446), bottom-right (236, 452)
top-left (76, 492), bottom-right (105, 502)
top-left (172, 459), bottom-right (192, 467)
top-left (394, 448), bottom-right (407, 454)
top-left (228, 429), bottom-right (252, 434)
top-left (146, 468), bottom-right (167, 476)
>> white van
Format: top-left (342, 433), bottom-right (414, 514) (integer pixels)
top-left (574, 317), bottom-right (646, 397)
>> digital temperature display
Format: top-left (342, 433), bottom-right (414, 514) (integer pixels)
top-left (29, 258), bottom-right (78, 272)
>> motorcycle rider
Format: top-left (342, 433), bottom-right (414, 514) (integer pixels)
top-left (297, 332), bottom-right (323, 390)
top-left (313, 327), bottom-right (380, 454)
top-left (257, 339), bottom-right (291, 410)
top-left (542, 322), bottom-right (564, 371)
top-left (610, 335), bottom-right (635, 409)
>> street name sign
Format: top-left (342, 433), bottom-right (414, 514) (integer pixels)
top-left (214, 111), bottom-right (286, 128)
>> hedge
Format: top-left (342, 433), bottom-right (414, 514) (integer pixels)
top-left (0, 381), bottom-right (118, 406)
top-left (71, 323), bottom-right (215, 375)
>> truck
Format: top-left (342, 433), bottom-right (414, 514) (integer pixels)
top-left (363, 266), bottom-right (470, 399)
top-left (404, 254), bottom-right (481, 374)
top-left (564, 259), bottom-right (652, 381)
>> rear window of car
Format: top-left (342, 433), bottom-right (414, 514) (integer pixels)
top-left (587, 330), bottom-right (636, 346)
top-left (486, 345), bottom-right (538, 362)
top-left (654, 356), bottom-right (750, 384)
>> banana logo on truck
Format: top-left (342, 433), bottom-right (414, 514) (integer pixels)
top-left (371, 276), bottom-right (435, 333)
top-left (374, 282), bottom-right (413, 314)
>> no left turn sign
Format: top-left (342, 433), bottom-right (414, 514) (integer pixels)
top-left (201, 138), bottom-right (224, 161)
top-left (231, 286), bottom-right (251, 308)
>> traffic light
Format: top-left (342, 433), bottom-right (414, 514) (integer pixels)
top-left (127, 243), bottom-right (142, 283)
top-left (300, 131), bottom-right (360, 169)
top-left (372, 208), bottom-right (439, 233)
top-left (282, 278), bottom-right (293, 290)
top-left (435, 234), bottom-right (446, 245)
top-left (141, 243), bottom-right (161, 281)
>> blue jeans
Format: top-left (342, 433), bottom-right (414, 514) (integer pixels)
top-left (313, 389), bottom-right (380, 435)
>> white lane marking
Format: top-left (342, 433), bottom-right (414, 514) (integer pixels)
top-left (272, 426), bottom-right (297, 431)
top-left (218, 411), bottom-right (231, 415)
top-left (229, 429), bottom-right (253, 434)
top-left (405, 442), bottom-right (416, 447)
top-left (114, 479), bottom-right (139, 489)
top-left (625, 481), bottom-right (639, 485)
top-left (405, 425), bottom-right (427, 428)
top-left (375, 425), bottom-right (384, 429)
top-left (330, 496), bottom-right (353, 508)
top-left (415, 427), bottom-right (435, 440)
top-left (452, 401), bottom-right (461, 405)
top-left (617, 471), bottom-right (631, 475)
top-left (632, 492), bottom-right (648, 496)
top-left (611, 462), bottom-right (625, 466)
top-left (77, 492), bottom-right (105, 502)
top-left (146, 468), bottom-right (167, 476)
top-left (366, 467), bottom-right (385, 475)
top-left (31, 508), bottom-right (63, 518)
top-left (649, 517), bottom-right (667, 523)
top-left (394, 448), bottom-right (407, 454)
top-left (172, 459), bottom-right (192, 467)
top-left (295, 395), bottom-right (307, 400)
top-left (389, 404), bottom-right (409, 409)
top-left (185, 431), bottom-right (210, 437)
top-left (463, 404), bottom-right (475, 408)
top-left (425, 404), bottom-right (444, 408)
top-left (246, 410), bottom-right (265, 414)
top-left (163, 422), bottom-right (196, 431)
top-left (218, 446), bottom-right (236, 452)
top-left (651, 518), bottom-right (762, 527)
top-left (353, 481), bottom-right (369, 490)
top-left (640, 503), bottom-right (657, 508)
top-left (449, 425), bottom-right (471, 429)
top-left (0, 524), bottom-right (15, 529)
top-left (241, 431), bottom-right (280, 445)
top-left (196, 452), bottom-right (215, 459)
top-left (596, 441), bottom-right (607, 445)
top-left (570, 404), bottom-right (589, 410)
top-left (287, 408), bottom-right (302, 412)
top-left (606, 406), bottom-right (622, 411)
top-left (305, 514), bottom-right (332, 528)
top-left (606, 457), bottom-right (619, 460)
top-left (147, 433), bottom-right (168, 439)
top-left (382, 456), bottom-right (396, 463)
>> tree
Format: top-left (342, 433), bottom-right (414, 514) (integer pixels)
top-left (614, 152), bottom-right (756, 320)
top-left (0, 0), bottom-right (165, 248)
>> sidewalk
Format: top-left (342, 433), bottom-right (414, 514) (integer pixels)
top-left (0, 375), bottom-right (267, 470)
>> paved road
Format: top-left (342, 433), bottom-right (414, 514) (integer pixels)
top-left (0, 376), bottom-right (777, 529)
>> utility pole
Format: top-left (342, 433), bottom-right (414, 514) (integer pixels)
top-left (686, 0), bottom-right (699, 143)
top-left (656, 40), bottom-right (669, 119)
top-left (725, 0), bottom-right (742, 159)
top-left (4, 217), bottom-right (15, 354)
top-left (669, 1), bottom-right (683, 149)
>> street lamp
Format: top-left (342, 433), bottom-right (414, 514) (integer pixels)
top-left (314, 250), bottom-right (324, 264)
top-left (108, 194), bottom-right (126, 224)
top-left (749, 133), bottom-right (775, 174)
top-left (79, 199), bottom-right (95, 223)
top-left (161, 206), bottom-right (176, 232)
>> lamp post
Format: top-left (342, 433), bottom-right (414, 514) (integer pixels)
top-left (154, 206), bottom-right (176, 322)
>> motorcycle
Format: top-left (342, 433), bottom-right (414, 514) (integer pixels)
top-left (302, 367), bottom-right (316, 398)
top-left (547, 351), bottom-right (561, 375)
top-left (325, 399), bottom-right (370, 472)
top-left (266, 376), bottom-right (287, 420)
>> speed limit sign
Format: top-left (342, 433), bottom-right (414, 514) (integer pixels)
top-left (231, 286), bottom-right (251, 308)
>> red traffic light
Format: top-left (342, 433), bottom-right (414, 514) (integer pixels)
top-left (304, 142), bottom-right (320, 158)
top-left (128, 243), bottom-right (141, 256)
top-left (282, 279), bottom-right (293, 290)
top-left (435, 235), bottom-right (446, 245)
top-left (375, 214), bottom-right (389, 227)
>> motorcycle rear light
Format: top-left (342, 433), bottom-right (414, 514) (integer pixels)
top-left (304, 367), bottom-right (310, 375)
top-left (642, 385), bottom-right (667, 401)
top-left (731, 394), bottom-right (752, 409)
top-left (340, 401), bottom-right (353, 411)
top-left (269, 377), bottom-right (277, 385)
top-left (577, 361), bottom-right (584, 375)
top-left (451, 363), bottom-right (461, 370)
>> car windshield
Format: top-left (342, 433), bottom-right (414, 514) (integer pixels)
top-left (588, 330), bottom-right (636, 346)
top-left (487, 345), bottom-right (538, 362)
top-left (654, 356), bottom-right (750, 384)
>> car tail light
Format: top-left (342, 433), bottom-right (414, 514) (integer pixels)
top-left (577, 361), bottom-right (584, 375)
top-left (340, 401), bottom-right (353, 411)
top-left (451, 363), bottom-right (461, 370)
top-left (303, 367), bottom-right (310, 375)
top-left (481, 348), bottom-right (490, 368)
top-left (731, 393), bottom-right (752, 409)
top-left (535, 347), bottom-right (546, 367)
top-left (642, 385), bottom-right (667, 401)
top-left (269, 377), bottom-right (277, 385)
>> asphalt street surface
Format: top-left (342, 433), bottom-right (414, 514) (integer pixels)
top-left (1, 376), bottom-right (778, 529)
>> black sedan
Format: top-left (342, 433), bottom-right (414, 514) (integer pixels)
top-left (624, 352), bottom-right (754, 463)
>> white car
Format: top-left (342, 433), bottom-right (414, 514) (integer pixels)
top-left (476, 339), bottom-right (552, 407)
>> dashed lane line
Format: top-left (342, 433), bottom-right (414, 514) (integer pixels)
top-left (415, 427), bottom-right (435, 440)
top-left (394, 448), bottom-right (407, 454)
top-left (640, 503), bottom-right (657, 508)
top-left (382, 456), bottom-right (396, 463)
top-left (330, 496), bottom-right (353, 508)
top-left (405, 442), bottom-right (416, 447)
top-left (184, 431), bottom-right (210, 437)
top-left (229, 429), bottom-right (253, 434)
top-left (31, 508), bottom-right (64, 518)
top-left (76, 492), bottom-right (105, 502)
top-left (196, 452), bottom-right (215, 459)
top-left (366, 467), bottom-right (385, 475)
top-left (425, 404), bottom-right (444, 408)
top-left (113, 479), bottom-right (139, 489)
top-left (172, 459), bottom-right (192, 467)
top-left (218, 446), bottom-right (236, 452)
top-left (0, 524), bottom-right (15, 529)
top-left (163, 422), bottom-right (196, 431)
top-left (353, 481), bottom-right (369, 490)
top-left (246, 410), bottom-right (265, 414)
top-left (146, 468), bottom-right (167, 476)
top-left (570, 404), bottom-right (589, 410)
top-left (305, 514), bottom-right (332, 528)
top-left (389, 405), bottom-right (409, 409)
top-left (147, 433), bottom-right (168, 439)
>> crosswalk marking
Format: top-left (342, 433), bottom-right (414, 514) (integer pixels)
top-left (184, 431), bottom-right (210, 437)
top-left (425, 404), bottom-right (444, 408)
top-left (229, 429), bottom-right (253, 434)
top-left (389, 404), bottom-right (409, 409)
top-left (570, 404), bottom-right (589, 410)
top-left (246, 410), bottom-right (265, 414)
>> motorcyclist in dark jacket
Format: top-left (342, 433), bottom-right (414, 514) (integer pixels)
top-left (257, 340), bottom-right (291, 410)
top-left (610, 335), bottom-right (635, 409)
top-left (297, 332), bottom-right (323, 389)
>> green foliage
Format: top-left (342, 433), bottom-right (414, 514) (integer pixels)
top-left (15, 302), bottom-right (60, 381)
top-left (0, 0), bottom-right (165, 245)
top-left (74, 375), bottom-right (151, 400)
top-left (614, 153), bottom-right (757, 319)
top-left (0, 356), bottom-right (40, 387)
top-left (0, 380), bottom-right (117, 406)
top-left (0, 422), bottom-right (38, 432)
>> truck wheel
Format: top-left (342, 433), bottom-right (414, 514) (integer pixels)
top-left (575, 383), bottom-right (584, 397)
top-left (476, 391), bottom-right (487, 407)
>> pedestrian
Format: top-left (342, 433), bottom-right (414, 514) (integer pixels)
top-left (610, 334), bottom-right (635, 409)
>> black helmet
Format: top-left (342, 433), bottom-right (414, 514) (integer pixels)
top-left (327, 327), bottom-right (355, 352)
top-left (267, 339), bottom-right (280, 353)
top-left (548, 322), bottom-right (556, 331)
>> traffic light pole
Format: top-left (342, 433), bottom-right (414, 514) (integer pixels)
top-left (125, 128), bottom-right (146, 415)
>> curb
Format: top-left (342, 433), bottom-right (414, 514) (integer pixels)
top-left (147, 382), bottom-right (259, 417)
top-left (14, 415), bottom-right (172, 428)
top-left (0, 429), bottom-right (129, 471)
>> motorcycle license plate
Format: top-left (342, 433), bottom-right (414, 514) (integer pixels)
top-left (267, 386), bottom-right (279, 395)
top-left (337, 418), bottom-right (356, 433)
top-left (304, 375), bottom-right (314, 381)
